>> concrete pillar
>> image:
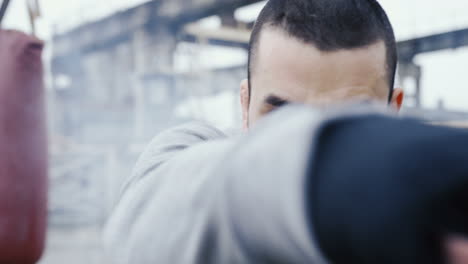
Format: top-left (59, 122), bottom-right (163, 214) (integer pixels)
top-left (51, 52), bottom-right (87, 138)
top-left (131, 24), bottom-right (177, 140)
top-left (398, 61), bottom-right (422, 108)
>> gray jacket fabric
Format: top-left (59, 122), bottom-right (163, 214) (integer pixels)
top-left (103, 105), bottom-right (386, 264)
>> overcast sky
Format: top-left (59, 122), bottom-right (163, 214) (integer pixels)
top-left (4, 0), bottom-right (468, 111)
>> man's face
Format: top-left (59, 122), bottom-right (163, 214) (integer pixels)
top-left (241, 27), bottom-right (403, 128)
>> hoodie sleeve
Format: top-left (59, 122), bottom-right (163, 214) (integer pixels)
top-left (103, 106), bottom-right (336, 264)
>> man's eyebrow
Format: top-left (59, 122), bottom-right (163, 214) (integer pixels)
top-left (264, 95), bottom-right (290, 107)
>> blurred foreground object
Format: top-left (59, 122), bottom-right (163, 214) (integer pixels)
top-left (0, 29), bottom-right (48, 263)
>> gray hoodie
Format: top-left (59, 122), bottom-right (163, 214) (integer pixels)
top-left (103, 105), bottom-right (386, 264)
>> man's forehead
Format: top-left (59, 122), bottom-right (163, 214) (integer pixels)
top-left (251, 27), bottom-right (389, 101)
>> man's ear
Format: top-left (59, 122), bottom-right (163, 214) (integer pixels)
top-left (240, 79), bottom-right (250, 131)
top-left (390, 88), bottom-right (405, 112)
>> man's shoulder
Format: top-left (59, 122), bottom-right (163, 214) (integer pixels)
top-left (120, 121), bottom-right (229, 196)
top-left (142, 122), bottom-right (229, 161)
top-left (156, 121), bottom-right (228, 143)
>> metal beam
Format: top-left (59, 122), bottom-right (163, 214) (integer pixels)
top-left (53, 0), bottom-right (263, 59)
top-left (398, 28), bottom-right (468, 61)
top-left (181, 26), bottom-right (468, 60)
top-left (181, 24), bottom-right (251, 49)
top-left (52, 1), bottom-right (158, 59)
top-left (158, 0), bottom-right (261, 25)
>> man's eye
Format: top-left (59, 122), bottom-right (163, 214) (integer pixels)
top-left (268, 100), bottom-right (288, 108)
top-left (260, 96), bottom-right (290, 115)
top-left (264, 95), bottom-right (289, 108)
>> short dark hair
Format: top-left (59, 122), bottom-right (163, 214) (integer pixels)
top-left (247, 0), bottom-right (397, 101)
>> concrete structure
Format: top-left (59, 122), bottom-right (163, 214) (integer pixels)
top-left (52, 0), bottom-right (468, 114)
top-left (397, 29), bottom-right (468, 107)
top-left (51, 0), bottom-right (259, 143)
top-left (48, 0), bottom-right (258, 243)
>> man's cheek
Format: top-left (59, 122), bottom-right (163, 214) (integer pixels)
top-left (248, 106), bottom-right (268, 126)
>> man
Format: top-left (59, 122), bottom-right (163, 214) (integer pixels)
top-left (239, 0), bottom-right (403, 129)
top-left (103, 0), bottom-right (468, 263)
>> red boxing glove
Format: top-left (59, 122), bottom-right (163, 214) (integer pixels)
top-left (0, 30), bottom-right (47, 264)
